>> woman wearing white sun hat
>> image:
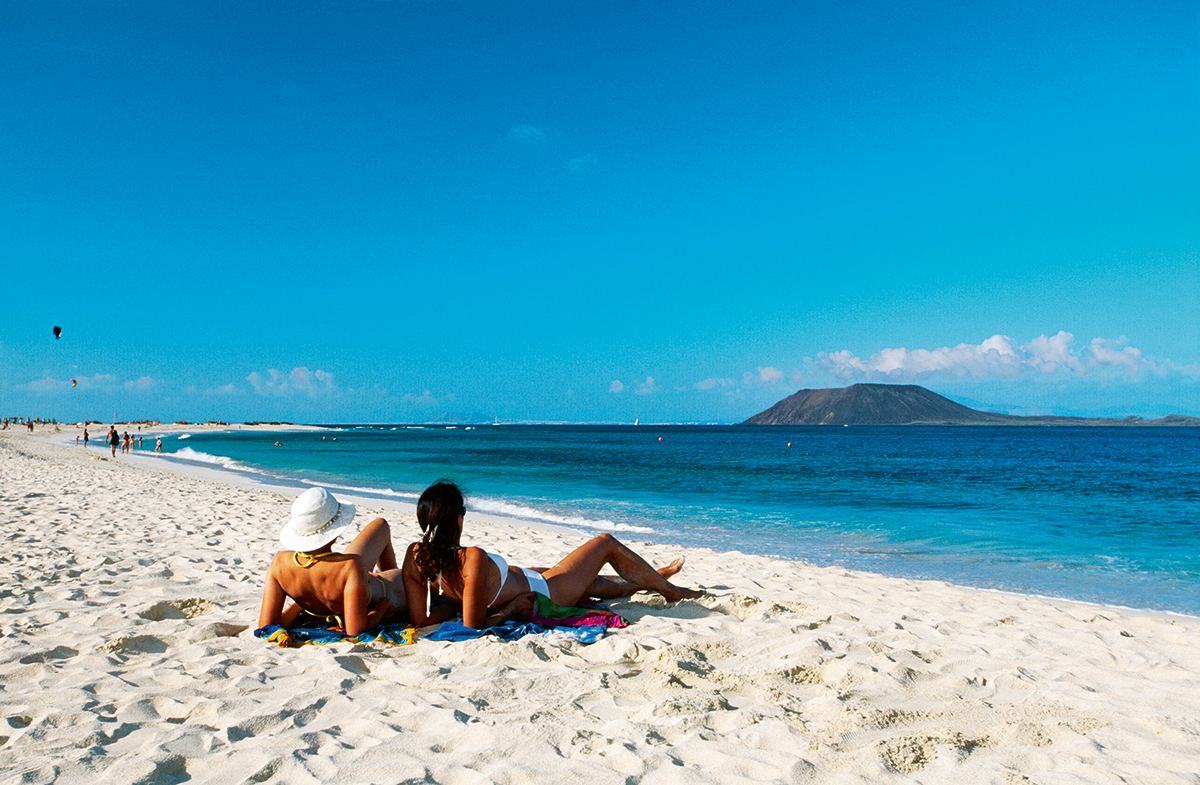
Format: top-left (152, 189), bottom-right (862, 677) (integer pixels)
top-left (258, 487), bottom-right (407, 635)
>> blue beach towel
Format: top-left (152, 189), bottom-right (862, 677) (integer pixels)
top-left (425, 619), bottom-right (611, 643)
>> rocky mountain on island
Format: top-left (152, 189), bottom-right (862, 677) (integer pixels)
top-left (740, 383), bottom-right (1200, 426)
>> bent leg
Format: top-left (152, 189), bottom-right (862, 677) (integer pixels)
top-left (342, 518), bottom-right (398, 572)
top-left (564, 558), bottom-right (688, 600)
top-left (542, 534), bottom-right (702, 607)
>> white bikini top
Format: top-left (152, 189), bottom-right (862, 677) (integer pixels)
top-left (433, 548), bottom-right (510, 613)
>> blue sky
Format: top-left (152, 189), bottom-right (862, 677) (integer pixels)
top-left (2, 0), bottom-right (1197, 423)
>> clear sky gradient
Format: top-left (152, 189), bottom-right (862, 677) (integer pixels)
top-left (3, 1), bottom-right (1197, 423)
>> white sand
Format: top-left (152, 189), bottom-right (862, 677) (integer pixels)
top-left (2, 432), bottom-right (1198, 784)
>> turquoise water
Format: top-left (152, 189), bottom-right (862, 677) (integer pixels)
top-left (156, 425), bottom-right (1200, 615)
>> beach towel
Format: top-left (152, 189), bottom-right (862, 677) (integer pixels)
top-left (530, 593), bottom-right (629, 628)
top-left (425, 619), bottom-right (611, 643)
top-left (254, 616), bottom-right (416, 648)
top-left (425, 594), bottom-right (628, 643)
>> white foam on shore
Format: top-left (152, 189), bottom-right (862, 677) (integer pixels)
top-left (471, 497), bottom-right (655, 534)
top-left (300, 479), bottom-right (420, 502)
top-left (171, 446), bottom-right (246, 470)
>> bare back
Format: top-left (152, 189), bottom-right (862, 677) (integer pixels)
top-left (268, 551), bottom-right (369, 619)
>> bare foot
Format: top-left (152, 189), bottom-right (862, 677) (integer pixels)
top-left (657, 557), bottom-right (685, 580)
top-left (660, 583), bottom-right (705, 603)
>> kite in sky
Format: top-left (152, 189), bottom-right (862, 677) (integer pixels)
top-left (71, 379), bottom-right (77, 387)
top-left (53, 326), bottom-right (61, 339)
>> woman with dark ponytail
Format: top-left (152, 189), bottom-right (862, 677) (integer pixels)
top-left (402, 481), bottom-right (703, 630)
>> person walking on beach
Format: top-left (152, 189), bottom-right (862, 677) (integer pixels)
top-left (402, 482), bottom-right (703, 630)
top-left (258, 487), bottom-right (407, 636)
top-left (108, 426), bottom-right (119, 457)
top-left (83, 427), bottom-right (89, 448)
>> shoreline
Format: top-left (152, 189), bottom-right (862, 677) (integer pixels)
top-left (2, 431), bottom-right (1199, 781)
top-left (33, 424), bottom-right (1200, 622)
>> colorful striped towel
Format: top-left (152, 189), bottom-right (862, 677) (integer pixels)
top-left (530, 593), bottom-right (629, 628)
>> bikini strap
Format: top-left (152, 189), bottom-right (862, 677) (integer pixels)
top-left (293, 551), bottom-right (335, 568)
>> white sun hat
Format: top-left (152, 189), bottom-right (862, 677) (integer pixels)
top-left (280, 487), bottom-right (356, 551)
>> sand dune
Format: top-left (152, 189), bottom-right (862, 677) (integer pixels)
top-left (2, 433), bottom-right (1197, 783)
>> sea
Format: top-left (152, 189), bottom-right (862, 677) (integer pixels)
top-left (156, 424), bottom-right (1200, 616)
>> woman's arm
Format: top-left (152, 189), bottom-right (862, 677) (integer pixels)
top-left (258, 555), bottom-right (287, 629)
top-left (459, 548), bottom-right (490, 629)
top-left (340, 565), bottom-right (371, 636)
top-left (460, 547), bottom-right (525, 630)
top-left (280, 602), bottom-right (304, 628)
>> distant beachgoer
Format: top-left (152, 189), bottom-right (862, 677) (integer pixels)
top-left (274, 441), bottom-right (282, 447)
top-left (83, 428), bottom-right (89, 448)
top-left (108, 427), bottom-right (119, 457)
top-left (138, 436), bottom-right (143, 449)
top-left (75, 435), bottom-right (79, 446)
top-left (258, 488), bottom-right (406, 636)
top-left (155, 437), bottom-right (162, 453)
top-left (402, 482), bottom-right (703, 630)
top-left (121, 432), bottom-right (130, 454)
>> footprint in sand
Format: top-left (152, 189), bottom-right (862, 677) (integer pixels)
top-left (18, 645), bottom-right (78, 664)
top-left (184, 622), bottom-right (250, 642)
top-left (101, 634), bottom-right (170, 655)
top-left (138, 598), bottom-right (214, 621)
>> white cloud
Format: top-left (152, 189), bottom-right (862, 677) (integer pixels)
top-left (757, 366), bottom-right (785, 384)
top-left (1088, 338), bottom-right (1145, 375)
top-left (635, 376), bottom-right (659, 395)
top-left (507, 124), bottom-right (547, 146)
top-left (247, 367), bottom-right (338, 398)
top-left (694, 377), bottom-right (735, 391)
top-left (816, 332), bottom-right (1167, 382)
top-left (609, 380), bottom-right (625, 393)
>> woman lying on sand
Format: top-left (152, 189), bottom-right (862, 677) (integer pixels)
top-left (402, 481), bottom-right (704, 630)
top-left (259, 487), bottom-right (406, 636)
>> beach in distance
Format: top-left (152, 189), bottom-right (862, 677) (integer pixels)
top-left (2, 427), bottom-right (1199, 784)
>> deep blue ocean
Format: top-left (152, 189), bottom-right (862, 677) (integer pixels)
top-left (158, 425), bottom-right (1200, 616)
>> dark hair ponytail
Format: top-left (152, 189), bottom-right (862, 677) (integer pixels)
top-left (414, 481), bottom-right (465, 584)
